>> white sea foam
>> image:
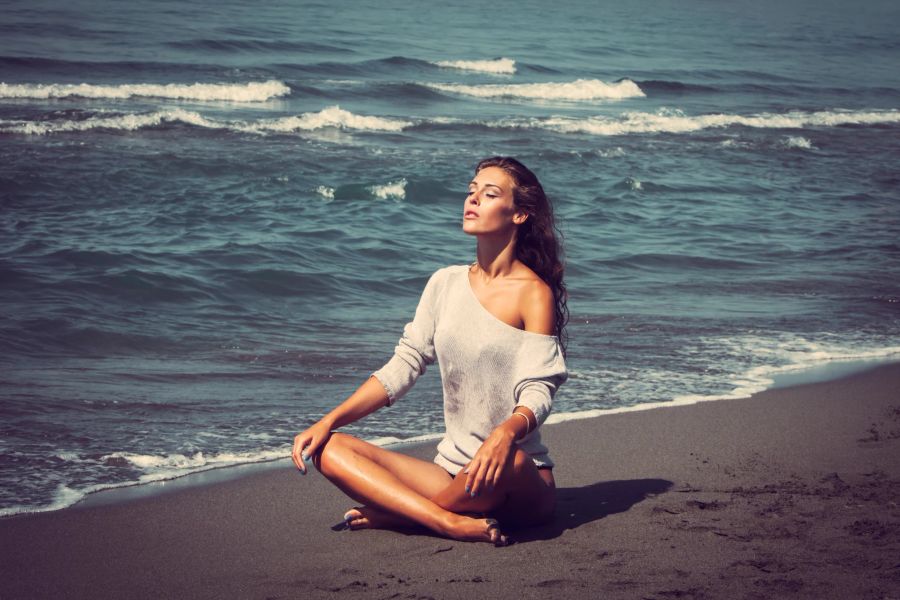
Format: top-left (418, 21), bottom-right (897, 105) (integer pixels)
top-left (0, 483), bottom-right (100, 517)
top-left (55, 451), bottom-right (82, 461)
top-left (1, 105), bottom-right (411, 136)
top-left (0, 433), bottom-right (446, 517)
top-left (1, 108), bottom-right (220, 135)
top-left (719, 138), bottom-right (750, 148)
top-left (596, 146), bottom-right (626, 157)
top-left (433, 58), bottom-right (516, 75)
top-left (427, 78), bottom-right (645, 101)
top-left (624, 177), bottom-right (642, 190)
top-left (368, 178), bottom-right (407, 199)
top-left (240, 106), bottom-right (411, 133)
top-left (0, 448), bottom-right (290, 517)
top-left (5, 335), bottom-right (896, 518)
top-left (0, 80), bottom-right (290, 102)
top-left (781, 135), bottom-right (813, 149)
top-left (547, 338), bottom-right (900, 426)
top-left (315, 185), bottom-right (335, 200)
top-left (498, 108), bottom-right (900, 136)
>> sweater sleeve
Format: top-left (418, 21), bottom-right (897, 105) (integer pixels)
top-left (512, 337), bottom-right (568, 428)
top-left (371, 269), bottom-right (443, 405)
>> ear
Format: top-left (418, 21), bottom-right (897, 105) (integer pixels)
top-left (513, 211), bottom-right (529, 225)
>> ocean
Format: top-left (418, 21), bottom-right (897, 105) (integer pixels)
top-left (1, 0), bottom-right (898, 516)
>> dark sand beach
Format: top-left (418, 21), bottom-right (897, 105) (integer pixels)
top-left (1, 363), bottom-right (898, 599)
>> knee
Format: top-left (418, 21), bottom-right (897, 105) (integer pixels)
top-left (510, 449), bottom-right (533, 475)
top-left (312, 431), bottom-right (355, 475)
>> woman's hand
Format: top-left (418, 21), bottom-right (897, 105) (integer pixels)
top-left (464, 422), bottom-right (518, 497)
top-left (291, 419), bottom-right (333, 474)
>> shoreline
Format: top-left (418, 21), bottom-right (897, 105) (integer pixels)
top-left (1, 361), bottom-right (898, 598)
top-left (5, 355), bottom-right (897, 517)
top-left (47, 356), bottom-right (900, 513)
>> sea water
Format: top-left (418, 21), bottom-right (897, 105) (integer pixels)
top-left (1, 0), bottom-right (899, 515)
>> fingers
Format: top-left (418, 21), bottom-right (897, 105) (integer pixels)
top-left (490, 460), bottom-right (505, 489)
top-left (485, 461), bottom-right (502, 490)
top-left (290, 436), bottom-right (303, 471)
top-left (292, 434), bottom-right (313, 474)
top-left (465, 458), bottom-right (485, 497)
top-left (465, 456), bottom-right (501, 498)
top-left (464, 444), bottom-right (512, 497)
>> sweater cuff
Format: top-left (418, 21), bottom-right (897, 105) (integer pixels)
top-left (371, 371), bottom-right (398, 406)
top-left (515, 380), bottom-right (553, 427)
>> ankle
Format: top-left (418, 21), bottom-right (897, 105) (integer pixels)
top-left (437, 512), bottom-right (465, 537)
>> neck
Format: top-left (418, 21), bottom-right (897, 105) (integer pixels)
top-left (474, 233), bottom-right (518, 279)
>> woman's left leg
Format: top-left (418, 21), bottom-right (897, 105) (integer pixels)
top-left (345, 447), bottom-right (555, 532)
top-left (314, 432), bottom-right (508, 543)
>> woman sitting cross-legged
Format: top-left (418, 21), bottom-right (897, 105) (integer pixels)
top-left (291, 156), bottom-right (568, 546)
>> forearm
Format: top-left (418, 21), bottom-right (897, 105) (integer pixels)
top-left (320, 376), bottom-right (390, 430)
top-left (493, 405), bottom-right (537, 442)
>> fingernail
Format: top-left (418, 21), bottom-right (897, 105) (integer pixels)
top-left (465, 485), bottom-right (470, 494)
top-left (470, 490), bottom-right (476, 498)
top-left (343, 511), bottom-right (354, 522)
top-left (301, 452), bottom-right (309, 462)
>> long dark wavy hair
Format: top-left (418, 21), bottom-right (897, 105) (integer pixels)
top-left (475, 156), bottom-right (569, 354)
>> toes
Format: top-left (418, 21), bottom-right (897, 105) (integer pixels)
top-left (485, 519), bottom-right (512, 547)
top-left (343, 508), bottom-right (362, 522)
top-left (332, 508), bottom-right (365, 531)
top-left (345, 507), bottom-right (371, 530)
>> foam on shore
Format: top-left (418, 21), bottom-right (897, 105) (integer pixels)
top-left (5, 354), bottom-right (896, 518)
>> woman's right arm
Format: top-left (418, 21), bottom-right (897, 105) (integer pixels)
top-left (291, 375), bottom-right (389, 474)
top-left (292, 268), bottom-right (444, 474)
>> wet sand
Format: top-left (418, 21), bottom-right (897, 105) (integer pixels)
top-left (1, 363), bottom-right (898, 599)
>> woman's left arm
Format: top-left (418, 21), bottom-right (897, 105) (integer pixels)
top-left (464, 280), bottom-right (556, 496)
top-left (463, 406), bottom-right (535, 496)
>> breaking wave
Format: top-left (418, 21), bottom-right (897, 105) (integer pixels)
top-left (432, 58), bottom-right (516, 75)
top-left (426, 78), bottom-right (645, 101)
top-left (0, 80), bottom-right (290, 102)
top-left (1, 105), bottom-right (411, 135)
top-left (489, 108), bottom-right (900, 135)
top-left (368, 178), bottom-right (408, 199)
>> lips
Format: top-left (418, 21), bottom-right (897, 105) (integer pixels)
top-left (464, 210), bottom-right (479, 219)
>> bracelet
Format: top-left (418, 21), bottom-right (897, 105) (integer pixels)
top-left (511, 411), bottom-right (531, 435)
top-left (514, 407), bottom-right (535, 432)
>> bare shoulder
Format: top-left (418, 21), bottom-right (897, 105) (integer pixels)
top-left (516, 269), bottom-right (555, 336)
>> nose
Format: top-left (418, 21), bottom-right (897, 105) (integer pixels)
top-left (467, 191), bottom-right (479, 206)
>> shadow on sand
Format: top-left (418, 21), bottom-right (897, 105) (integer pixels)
top-left (331, 478), bottom-right (673, 544)
top-left (510, 478), bottom-right (674, 543)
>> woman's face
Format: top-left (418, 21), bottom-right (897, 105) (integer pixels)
top-left (462, 166), bottom-right (527, 236)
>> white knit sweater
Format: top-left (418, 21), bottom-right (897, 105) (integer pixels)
top-left (373, 265), bottom-right (568, 474)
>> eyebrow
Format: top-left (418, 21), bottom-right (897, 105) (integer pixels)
top-left (469, 180), bottom-right (504, 191)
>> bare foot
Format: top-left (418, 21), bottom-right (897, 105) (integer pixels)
top-left (339, 508), bottom-right (511, 546)
top-left (444, 515), bottom-right (512, 546)
top-left (341, 506), bottom-right (411, 531)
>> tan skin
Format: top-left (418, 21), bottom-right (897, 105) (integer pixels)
top-left (291, 166), bottom-right (557, 544)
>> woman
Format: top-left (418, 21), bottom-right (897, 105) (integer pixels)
top-left (291, 156), bottom-right (568, 546)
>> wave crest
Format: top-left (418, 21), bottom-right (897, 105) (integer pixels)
top-left (1, 105), bottom-right (411, 135)
top-left (0, 80), bottom-right (290, 102)
top-left (368, 178), bottom-right (407, 199)
top-left (427, 78), bottom-right (644, 101)
top-left (432, 58), bottom-right (516, 74)
top-left (492, 108), bottom-right (900, 135)
top-left (244, 106), bottom-right (410, 133)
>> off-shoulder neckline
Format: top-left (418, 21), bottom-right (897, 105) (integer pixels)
top-left (455, 265), bottom-right (560, 341)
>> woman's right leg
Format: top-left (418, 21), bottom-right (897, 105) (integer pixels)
top-left (312, 432), bottom-right (506, 543)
